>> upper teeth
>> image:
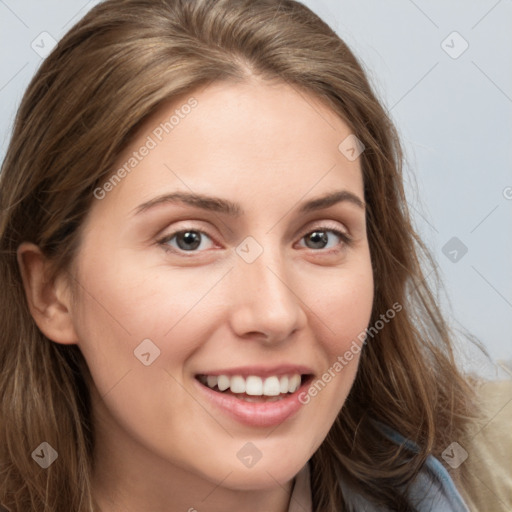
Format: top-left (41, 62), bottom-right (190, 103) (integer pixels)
top-left (200, 374), bottom-right (302, 396)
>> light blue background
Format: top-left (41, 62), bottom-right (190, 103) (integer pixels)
top-left (1, 0), bottom-right (511, 377)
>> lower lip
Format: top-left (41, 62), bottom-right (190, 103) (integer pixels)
top-left (194, 377), bottom-right (312, 428)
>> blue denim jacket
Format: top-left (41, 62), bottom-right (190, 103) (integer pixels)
top-left (288, 428), bottom-right (470, 512)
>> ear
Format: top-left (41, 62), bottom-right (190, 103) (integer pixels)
top-left (17, 242), bottom-right (78, 345)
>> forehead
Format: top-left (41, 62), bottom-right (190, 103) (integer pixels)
top-left (92, 79), bottom-right (364, 217)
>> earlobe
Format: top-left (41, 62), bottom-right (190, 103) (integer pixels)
top-left (16, 242), bottom-right (78, 345)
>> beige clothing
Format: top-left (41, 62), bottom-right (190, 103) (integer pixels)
top-left (458, 379), bottom-right (512, 512)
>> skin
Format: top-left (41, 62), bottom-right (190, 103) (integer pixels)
top-left (18, 78), bottom-right (374, 512)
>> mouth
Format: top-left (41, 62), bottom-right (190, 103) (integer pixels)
top-left (193, 368), bottom-right (314, 427)
top-left (195, 373), bottom-right (312, 403)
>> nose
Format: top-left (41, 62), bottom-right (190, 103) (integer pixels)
top-left (227, 246), bottom-right (307, 345)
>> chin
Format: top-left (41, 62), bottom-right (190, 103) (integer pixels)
top-left (204, 452), bottom-right (308, 491)
top-left (220, 467), bottom-right (302, 491)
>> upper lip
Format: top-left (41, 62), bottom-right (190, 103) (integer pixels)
top-left (195, 364), bottom-right (314, 378)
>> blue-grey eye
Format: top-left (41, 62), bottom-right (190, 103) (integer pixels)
top-left (163, 230), bottom-right (214, 252)
top-left (301, 229), bottom-right (347, 250)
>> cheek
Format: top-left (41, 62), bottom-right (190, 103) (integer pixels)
top-left (73, 241), bottom-right (214, 337)
top-left (304, 260), bottom-right (373, 417)
top-left (70, 252), bottom-right (215, 463)
top-left (70, 243), bottom-right (235, 402)
top-left (316, 261), bottom-right (374, 353)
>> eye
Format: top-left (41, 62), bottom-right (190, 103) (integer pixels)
top-left (298, 227), bottom-right (351, 252)
top-left (157, 225), bottom-right (351, 256)
top-left (158, 229), bottom-right (215, 253)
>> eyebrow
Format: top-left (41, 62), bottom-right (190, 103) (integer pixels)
top-left (132, 189), bottom-right (365, 217)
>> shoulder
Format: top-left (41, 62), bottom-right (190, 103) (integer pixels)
top-left (335, 452), bottom-right (470, 511)
top-left (406, 454), bottom-right (470, 511)
top-left (378, 381), bottom-right (512, 512)
top-left (457, 378), bottom-right (512, 512)
top-left (372, 423), bottom-right (471, 511)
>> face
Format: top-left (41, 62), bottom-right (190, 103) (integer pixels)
top-left (70, 79), bottom-right (373, 492)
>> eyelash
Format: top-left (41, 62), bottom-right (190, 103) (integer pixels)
top-left (157, 224), bottom-right (352, 256)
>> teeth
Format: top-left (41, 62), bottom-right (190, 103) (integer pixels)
top-left (263, 376), bottom-right (281, 396)
top-left (288, 374), bottom-right (301, 393)
top-left (200, 373), bottom-right (304, 396)
top-left (206, 375), bottom-right (218, 388)
top-left (217, 375), bottom-right (230, 391)
top-left (279, 375), bottom-right (289, 394)
top-left (230, 375), bottom-right (246, 393)
top-left (246, 376), bottom-right (263, 395)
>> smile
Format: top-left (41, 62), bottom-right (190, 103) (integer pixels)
top-left (196, 373), bottom-right (303, 399)
top-left (194, 369), bottom-right (314, 427)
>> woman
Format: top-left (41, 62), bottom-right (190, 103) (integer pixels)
top-left (0, 0), bottom-right (483, 510)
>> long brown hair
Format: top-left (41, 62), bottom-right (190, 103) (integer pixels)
top-left (0, 0), bottom-right (477, 510)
